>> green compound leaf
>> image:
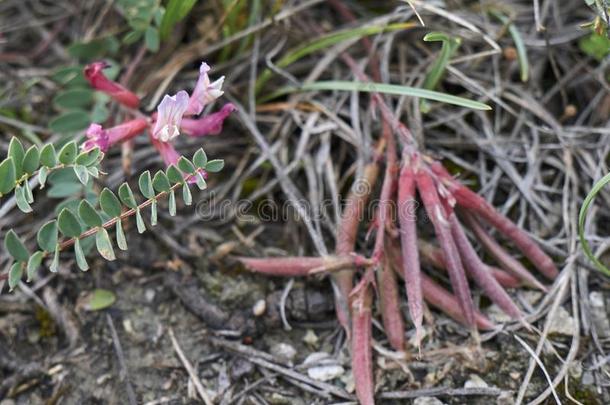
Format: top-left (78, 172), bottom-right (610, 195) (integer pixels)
top-left (27, 251), bottom-right (44, 282)
top-left (37, 220), bottom-right (58, 252)
top-left (195, 172), bottom-right (207, 190)
top-left (139, 170), bottom-right (154, 198)
top-left (166, 164), bottom-right (184, 184)
top-left (78, 200), bottom-right (103, 227)
top-left (152, 171), bottom-right (171, 193)
top-left (8, 137), bottom-right (25, 176)
top-left (22, 145), bottom-right (40, 174)
top-left (40, 144), bottom-right (58, 167)
top-left (38, 166), bottom-right (49, 188)
top-left (85, 288), bottom-right (116, 311)
top-left (145, 26), bottom-right (160, 52)
top-left (53, 88), bottom-right (94, 109)
top-left (150, 199), bottom-right (158, 226)
top-left (96, 227), bottom-right (116, 261)
top-left (100, 188), bottom-right (122, 217)
top-left (73, 164), bottom-right (90, 186)
top-left (193, 149), bottom-right (208, 168)
top-left (8, 262), bottom-right (23, 291)
top-left (23, 181), bottom-right (33, 204)
top-left (15, 185), bottom-right (32, 213)
top-left (168, 190), bottom-right (176, 216)
top-left (182, 182), bottom-right (192, 206)
top-left (58, 208), bottom-right (83, 238)
top-left (49, 110), bottom-right (91, 133)
top-left (136, 208), bottom-right (146, 233)
top-left (76, 148), bottom-right (102, 166)
top-left (579, 171), bottom-right (610, 277)
top-left (205, 159), bottom-right (224, 173)
top-left (58, 141), bottom-right (78, 164)
top-left (118, 183), bottom-right (137, 208)
top-left (88, 166), bottom-right (100, 179)
top-left (74, 238), bottom-right (89, 271)
top-left (116, 219), bottom-right (127, 250)
top-left (5, 230), bottom-right (30, 262)
top-left (50, 245), bottom-right (60, 273)
top-left (0, 157), bottom-right (17, 195)
top-left (178, 156), bottom-right (196, 174)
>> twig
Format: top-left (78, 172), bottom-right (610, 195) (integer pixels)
top-left (106, 314), bottom-right (137, 405)
top-left (168, 328), bottom-right (214, 405)
top-left (379, 386), bottom-right (505, 399)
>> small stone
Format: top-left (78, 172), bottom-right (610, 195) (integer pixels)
top-left (307, 364), bottom-right (345, 381)
top-left (341, 371), bottom-right (355, 393)
top-left (413, 397), bottom-right (446, 405)
top-left (548, 307), bottom-right (575, 336)
top-left (145, 288), bottom-right (155, 302)
top-left (521, 291), bottom-right (543, 306)
top-left (464, 374), bottom-right (488, 389)
top-left (487, 304), bottom-right (512, 323)
top-left (582, 370), bottom-right (595, 385)
top-left (510, 371), bottom-right (521, 380)
top-left (271, 343), bottom-right (297, 363)
top-left (303, 352), bottom-right (330, 365)
top-left (589, 291), bottom-right (610, 338)
top-left (252, 299), bottom-right (266, 316)
top-left (497, 391), bottom-right (515, 405)
top-left (302, 329), bottom-right (319, 346)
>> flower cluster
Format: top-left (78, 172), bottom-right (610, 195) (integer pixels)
top-left (83, 61), bottom-right (235, 166)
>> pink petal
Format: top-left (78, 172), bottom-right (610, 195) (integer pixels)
top-left (180, 103), bottom-right (235, 137)
top-left (152, 91), bottom-right (189, 142)
top-left (185, 62), bottom-right (225, 116)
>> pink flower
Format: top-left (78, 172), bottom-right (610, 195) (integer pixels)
top-left (82, 119), bottom-right (148, 152)
top-left (181, 103), bottom-right (235, 137)
top-left (185, 62), bottom-right (225, 116)
top-left (152, 91), bottom-right (189, 142)
top-left (150, 136), bottom-right (180, 166)
top-left (84, 61), bottom-right (140, 109)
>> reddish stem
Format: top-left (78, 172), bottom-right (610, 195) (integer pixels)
top-left (462, 213), bottom-right (548, 292)
top-left (418, 240), bottom-right (521, 289)
top-left (416, 170), bottom-right (476, 327)
top-left (333, 160), bottom-right (380, 332)
top-left (238, 255), bottom-right (369, 277)
top-left (448, 213), bottom-right (522, 319)
top-left (421, 274), bottom-right (495, 330)
top-left (389, 240), bottom-right (494, 330)
top-left (376, 259), bottom-right (405, 351)
top-left (431, 162), bottom-right (558, 280)
top-left (397, 155), bottom-right (424, 346)
top-left (351, 278), bottom-right (375, 405)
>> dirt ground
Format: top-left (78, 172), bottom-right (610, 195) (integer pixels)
top-left (2, 1), bottom-right (610, 404)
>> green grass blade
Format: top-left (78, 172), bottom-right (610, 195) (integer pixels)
top-left (255, 22), bottom-right (415, 93)
top-left (490, 11), bottom-right (529, 82)
top-left (274, 81), bottom-right (491, 111)
top-left (578, 172), bottom-right (610, 277)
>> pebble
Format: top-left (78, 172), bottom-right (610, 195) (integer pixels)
top-left (302, 329), bottom-right (319, 346)
top-left (487, 304), bottom-right (512, 323)
top-left (252, 299), bottom-right (266, 316)
top-left (271, 343), bottom-right (297, 363)
top-left (307, 364), bottom-right (345, 381)
top-left (303, 352), bottom-right (344, 381)
top-left (413, 397), bottom-right (446, 405)
top-left (548, 307), bottom-right (576, 336)
top-left (464, 374), bottom-right (488, 389)
top-left (589, 291), bottom-right (610, 337)
top-left (145, 288), bottom-right (155, 302)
